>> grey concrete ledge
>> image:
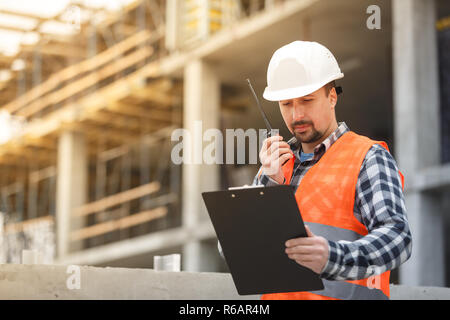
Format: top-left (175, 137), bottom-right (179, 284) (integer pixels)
top-left (0, 264), bottom-right (449, 300)
top-left (405, 163), bottom-right (450, 193)
top-left (390, 284), bottom-right (450, 300)
top-left (0, 264), bottom-right (258, 300)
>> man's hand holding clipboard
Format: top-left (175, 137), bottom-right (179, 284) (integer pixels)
top-left (285, 225), bottom-right (330, 275)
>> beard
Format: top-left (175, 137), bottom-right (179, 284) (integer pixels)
top-left (291, 121), bottom-right (324, 144)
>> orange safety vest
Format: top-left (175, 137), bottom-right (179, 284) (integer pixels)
top-left (261, 131), bottom-right (405, 300)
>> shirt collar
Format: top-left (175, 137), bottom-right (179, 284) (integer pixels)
top-left (287, 122), bottom-right (350, 156)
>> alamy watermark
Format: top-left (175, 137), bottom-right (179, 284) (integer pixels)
top-left (66, 265), bottom-right (81, 290)
top-left (366, 5), bottom-right (381, 30)
top-left (171, 121), bottom-right (278, 166)
top-left (366, 265), bottom-right (382, 290)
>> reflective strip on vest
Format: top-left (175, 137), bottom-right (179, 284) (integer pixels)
top-left (311, 280), bottom-right (389, 300)
top-left (306, 222), bottom-right (364, 242)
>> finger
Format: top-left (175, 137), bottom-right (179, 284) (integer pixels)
top-left (266, 150), bottom-right (292, 171)
top-left (285, 237), bottom-right (317, 248)
top-left (261, 137), bottom-right (281, 161)
top-left (265, 152), bottom-right (292, 175)
top-left (269, 147), bottom-right (292, 161)
top-left (285, 246), bottom-right (315, 255)
top-left (278, 141), bottom-right (291, 149)
top-left (289, 253), bottom-right (316, 261)
top-left (277, 152), bottom-right (294, 164)
top-left (305, 225), bottom-right (315, 237)
top-left (268, 141), bottom-right (289, 155)
top-left (269, 143), bottom-right (291, 153)
top-left (261, 135), bottom-right (281, 152)
top-left (268, 144), bottom-right (292, 157)
top-left (288, 253), bottom-right (312, 260)
top-left (294, 256), bottom-right (316, 264)
top-left (264, 149), bottom-right (290, 165)
top-left (268, 140), bottom-right (290, 151)
top-left (263, 136), bottom-right (283, 156)
top-left (266, 135), bottom-right (283, 147)
top-left (260, 137), bottom-right (270, 155)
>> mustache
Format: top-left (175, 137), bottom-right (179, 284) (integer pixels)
top-left (291, 120), bottom-right (313, 127)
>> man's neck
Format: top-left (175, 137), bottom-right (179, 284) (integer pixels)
top-left (301, 121), bottom-right (338, 153)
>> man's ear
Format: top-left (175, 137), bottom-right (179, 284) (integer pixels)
top-left (329, 87), bottom-right (338, 110)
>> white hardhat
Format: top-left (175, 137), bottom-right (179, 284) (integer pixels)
top-left (263, 41), bottom-right (344, 101)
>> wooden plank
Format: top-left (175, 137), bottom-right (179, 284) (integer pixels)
top-left (75, 122), bottom-right (141, 145)
top-left (0, 156), bottom-right (30, 167)
top-left (0, 24), bottom-right (35, 33)
top-left (106, 101), bottom-right (181, 124)
top-left (141, 192), bottom-right (179, 209)
top-left (92, 0), bottom-right (144, 32)
top-left (100, 106), bottom-right (176, 128)
top-left (29, 166), bottom-right (56, 184)
top-left (70, 206), bottom-right (167, 241)
top-left (95, 109), bottom-right (150, 130)
top-left (74, 181), bottom-right (161, 217)
top-left (83, 111), bottom-right (148, 136)
top-left (98, 145), bottom-right (130, 162)
top-left (5, 30), bottom-right (152, 114)
top-left (21, 43), bottom-right (86, 59)
top-left (17, 46), bottom-right (154, 118)
top-left (21, 147), bottom-right (56, 163)
top-left (0, 54), bottom-right (15, 65)
top-left (22, 136), bottom-right (57, 150)
top-left (127, 86), bottom-right (181, 107)
top-left (0, 143), bottom-right (56, 165)
top-left (0, 8), bottom-right (68, 23)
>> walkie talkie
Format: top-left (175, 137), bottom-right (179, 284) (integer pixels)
top-left (246, 79), bottom-right (291, 166)
top-left (246, 79), bottom-right (274, 137)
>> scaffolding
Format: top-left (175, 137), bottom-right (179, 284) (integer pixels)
top-left (0, 0), bottom-right (277, 264)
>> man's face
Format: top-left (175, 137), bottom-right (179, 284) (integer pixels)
top-left (278, 86), bottom-right (337, 144)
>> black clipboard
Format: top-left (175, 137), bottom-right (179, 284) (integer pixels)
top-left (202, 184), bottom-right (324, 295)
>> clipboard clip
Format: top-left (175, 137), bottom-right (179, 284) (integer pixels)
top-left (228, 184), bottom-right (265, 190)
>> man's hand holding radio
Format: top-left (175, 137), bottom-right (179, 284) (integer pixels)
top-left (259, 135), bottom-right (294, 184)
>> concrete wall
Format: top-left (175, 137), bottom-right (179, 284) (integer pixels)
top-left (0, 264), bottom-right (258, 300)
top-left (0, 264), bottom-right (450, 300)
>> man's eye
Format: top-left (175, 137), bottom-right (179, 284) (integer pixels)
top-left (282, 102), bottom-right (291, 106)
top-left (304, 99), bottom-right (313, 102)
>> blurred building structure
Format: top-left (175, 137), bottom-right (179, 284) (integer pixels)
top-left (0, 0), bottom-right (449, 288)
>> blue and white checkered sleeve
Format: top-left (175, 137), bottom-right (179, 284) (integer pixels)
top-left (319, 144), bottom-right (412, 281)
top-left (252, 166), bottom-right (284, 186)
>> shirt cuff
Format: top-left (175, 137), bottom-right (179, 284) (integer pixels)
top-left (319, 240), bottom-right (342, 280)
top-left (259, 173), bottom-right (286, 186)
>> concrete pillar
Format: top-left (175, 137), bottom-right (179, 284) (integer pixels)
top-left (56, 131), bottom-right (87, 258)
top-left (393, 0), bottom-right (444, 286)
top-left (182, 59), bottom-right (220, 271)
top-left (165, 0), bottom-right (179, 52)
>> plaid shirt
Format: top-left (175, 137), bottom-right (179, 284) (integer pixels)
top-left (253, 122), bottom-right (412, 281)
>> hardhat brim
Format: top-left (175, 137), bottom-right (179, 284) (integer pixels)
top-left (263, 73), bottom-right (344, 102)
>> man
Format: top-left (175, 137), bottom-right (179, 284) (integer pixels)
top-left (253, 41), bottom-right (412, 300)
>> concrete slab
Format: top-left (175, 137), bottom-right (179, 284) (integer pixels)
top-left (0, 264), bottom-right (259, 300)
top-left (390, 285), bottom-right (450, 300)
top-left (1, 264), bottom-right (449, 300)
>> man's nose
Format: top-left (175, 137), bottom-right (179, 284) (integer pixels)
top-left (292, 102), bottom-right (305, 121)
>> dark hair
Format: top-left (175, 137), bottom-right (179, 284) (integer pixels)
top-left (324, 80), bottom-right (336, 96)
